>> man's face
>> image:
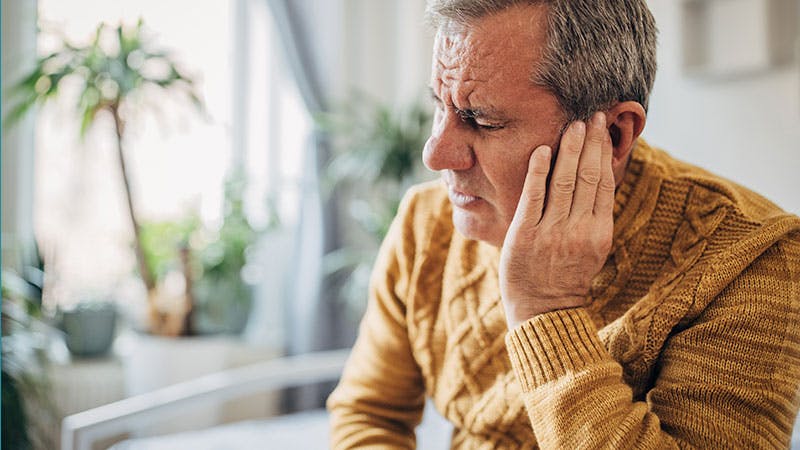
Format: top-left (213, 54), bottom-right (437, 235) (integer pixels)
top-left (424, 5), bottom-right (566, 247)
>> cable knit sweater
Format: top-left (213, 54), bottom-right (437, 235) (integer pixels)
top-left (327, 140), bottom-right (800, 449)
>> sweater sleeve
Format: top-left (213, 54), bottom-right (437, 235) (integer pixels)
top-left (505, 238), bottom-right (800, 449)
top-left (327, 194), bottom-right (426, 449)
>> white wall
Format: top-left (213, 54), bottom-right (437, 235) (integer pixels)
top-left (342, 0), bottom-right (432, 107)
top-left (1, 0), bottom-right (38, 269)
top-left (644, 1), bottom-right (800, 214)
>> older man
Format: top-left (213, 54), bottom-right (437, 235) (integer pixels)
top-left (328, 1), bottom-right (800, 448)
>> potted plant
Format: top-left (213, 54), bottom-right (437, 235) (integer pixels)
top-left (4, 19), bottom-right (271, 436)
top-left (123, 170), bottom-right (274, 434)
top-left (2, 250), bottom-right (59, 450)
top-left (138, 169), bottom-right (271, 336)
top-left (191, 171), bottom-right (272, 335)
top-left (4, 19), bottom-right (204, 337)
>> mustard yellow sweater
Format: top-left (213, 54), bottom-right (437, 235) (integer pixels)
top-left (327, 141), bottom-right (800, 449)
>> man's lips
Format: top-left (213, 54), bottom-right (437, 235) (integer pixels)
top-left (447, 185), bottom-right (481, 207)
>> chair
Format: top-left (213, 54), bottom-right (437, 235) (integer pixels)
top-left (60, 349), bottom-right (350, 450)
top-left (60, 349), bottom-right (453, 450)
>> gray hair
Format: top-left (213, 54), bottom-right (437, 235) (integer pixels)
top-left (426, 0), bottom-right (658, 121)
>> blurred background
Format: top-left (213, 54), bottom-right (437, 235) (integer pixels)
top-left (2, 0), bottom-right (798, 449)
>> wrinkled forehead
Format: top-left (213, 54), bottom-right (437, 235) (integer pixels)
top-left (431, 28), bottom-right (486, 80)
top-left (430, 4), bottom-right (548, 85)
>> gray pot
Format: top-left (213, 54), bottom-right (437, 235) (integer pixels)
top-left (192, 277), bottom-right (253, 335)
top-left (58, 302), bottom-right (117, 357)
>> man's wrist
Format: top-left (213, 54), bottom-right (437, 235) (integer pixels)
top-left (504, 297), bottom-right (586, 330)
top-left (505, 307), bottom-right (608, 388)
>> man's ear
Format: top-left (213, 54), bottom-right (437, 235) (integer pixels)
top-left (605, 101), bottom-right (646, 183)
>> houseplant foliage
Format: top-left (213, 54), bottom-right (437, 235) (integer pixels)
top-left (2, 249), bottom-right (58, 450)
top-left (139, 170), bottom-right (270, 335)
top-left (5, 20), bottom-right (203, 335)
top-left (192, 172), bottom-right (270, 334)
top-left (322, 95), bottom-right (431, 238)
top-left (319, 95), bottom-right (432, 315)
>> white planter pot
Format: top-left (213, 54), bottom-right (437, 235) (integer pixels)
top-left (118, 332), bottom-right (235, 436)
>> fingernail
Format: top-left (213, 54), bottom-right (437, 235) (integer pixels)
top-left (591, 112), bottom-right (606, 128)
top-left (572, 121), bottom-right (585, 134)
top-left (537, 145), bottom-right (551, 158)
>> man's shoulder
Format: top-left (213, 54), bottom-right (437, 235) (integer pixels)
top-left (639, 141), bottom-right (800, 276)
top-left (643, 141), bottom-right (796, 228)
top-left (403, 179), bottom-right (450, 211)
top-left (614, 143), bottom-right (800, 361)
top-left (384, 180), bottom-right (455, 257)
top-left (396, 180), bottom-right (453, 233)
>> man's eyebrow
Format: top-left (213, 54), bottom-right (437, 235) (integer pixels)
top-left (428, 87), bottom-right (506, 120)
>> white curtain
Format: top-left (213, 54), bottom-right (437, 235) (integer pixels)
top-left (263, 0), bottom-right (345, 357)
top-left (261, 0), bottom-right (433, 409)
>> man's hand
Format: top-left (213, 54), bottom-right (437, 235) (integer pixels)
top-left (500, 112), bottom-right (615, 330)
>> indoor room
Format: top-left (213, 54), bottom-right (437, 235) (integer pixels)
top-left (2, 0), bottom-right (799, 449)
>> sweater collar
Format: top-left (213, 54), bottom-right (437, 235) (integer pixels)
top-left (611, 139), bottom-right (662, 249)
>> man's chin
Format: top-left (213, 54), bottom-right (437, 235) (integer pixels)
top-left (451, 209), bottom-right (504, 247)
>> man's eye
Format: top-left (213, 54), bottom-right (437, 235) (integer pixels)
top-left (476, 122), bottom-right (503, 131)
top-left (453, 110), bottom-right (503, 131)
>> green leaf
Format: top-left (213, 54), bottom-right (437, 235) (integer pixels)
top-left (5, 18), bottom-right (206, 156)
top-left (79, 106), bottom-right (98, 138)
top-left (3, 92), bottom-right (39, 130)
top-left (12, 68), bottom-right (44, 93)
top-left (77, 85), bottom-right (103, 137)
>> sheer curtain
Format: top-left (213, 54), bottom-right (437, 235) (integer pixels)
top-left (262, 0), bottom-right (346, 357)
top-left (256, 0), bottom-right (346, 411)
top-left (260, 0), bottom-right (433, 410)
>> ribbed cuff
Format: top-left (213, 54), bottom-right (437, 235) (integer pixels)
top-left (505, 308), bottom-right (610, 391)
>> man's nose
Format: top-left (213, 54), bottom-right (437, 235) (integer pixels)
top-left (422, 112), bottom-right (475, 172)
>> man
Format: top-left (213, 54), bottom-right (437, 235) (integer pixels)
top-left (328, 0), bottom-right (800, 448)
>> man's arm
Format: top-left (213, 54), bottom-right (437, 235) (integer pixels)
top-left (499, 111), bottom-right (800, 447)
top-left (327, 195), bottom-right (426, 449)
top-left (505, 238), bottom-right (800, 448)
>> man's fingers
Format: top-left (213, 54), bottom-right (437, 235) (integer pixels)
top-left (545, 120), bottom-right (584, 220)
top-left (593, 130), bottom-right (616, 217)
top-left (513, 145), bottom-right (552, 227)
top-left (571, 113), bottom-right (606, 216)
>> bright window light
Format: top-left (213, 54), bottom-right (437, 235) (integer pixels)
top-left (34, 0), bottom-right (311, 309)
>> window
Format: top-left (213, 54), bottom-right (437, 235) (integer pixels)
top-left (33, 0), bottom-right (311, 340)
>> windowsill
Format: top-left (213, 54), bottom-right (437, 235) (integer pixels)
top-left (48, 329), bottom-right (282, 434)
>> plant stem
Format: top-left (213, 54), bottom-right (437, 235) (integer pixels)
top-left (110, 104), bottom-right (155, 293)
top-left (179, 244), bottom-right (195, 336)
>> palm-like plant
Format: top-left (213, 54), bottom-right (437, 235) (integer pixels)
top-left (5, 20), bottom-right (203, 334)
